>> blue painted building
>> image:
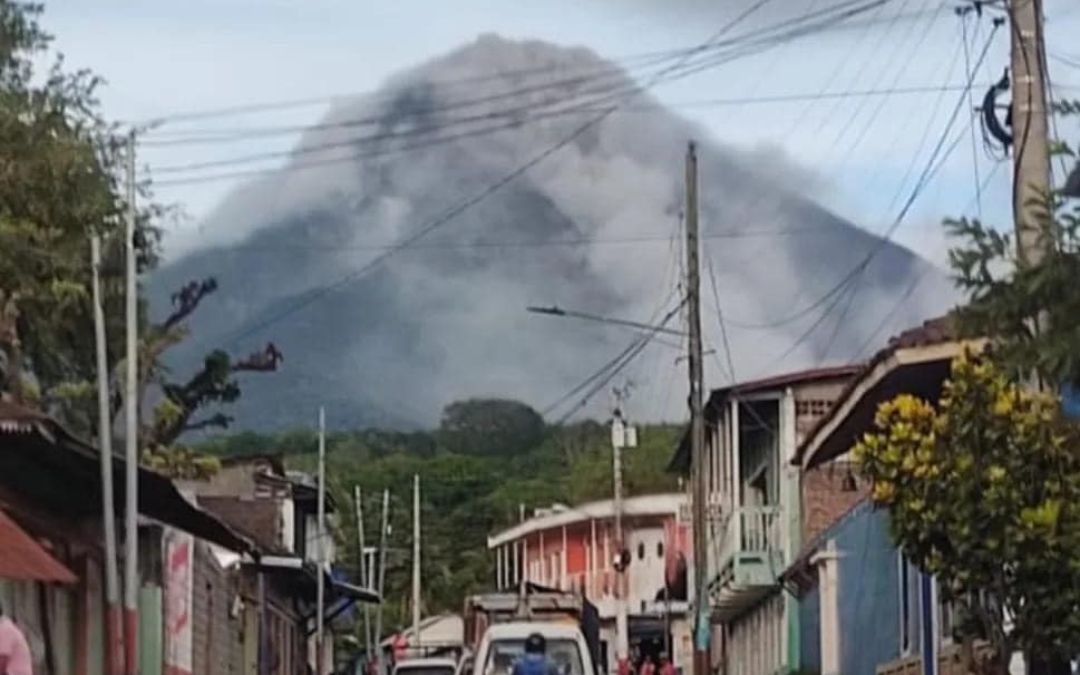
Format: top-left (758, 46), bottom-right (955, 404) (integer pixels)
top-left (784, 500), bottom-right (935, 675)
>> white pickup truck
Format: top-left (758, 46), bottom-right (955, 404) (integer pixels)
top-left (472, 622), bottom-right (596, 675)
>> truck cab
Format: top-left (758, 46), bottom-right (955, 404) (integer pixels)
top-left (473, 622), bottom-right (595, 675)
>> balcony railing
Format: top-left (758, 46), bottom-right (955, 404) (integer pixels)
top-left (716, 505), bottom-right (783, 578)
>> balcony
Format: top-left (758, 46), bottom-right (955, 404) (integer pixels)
top-left (709, 505), bottom-right (785, 620)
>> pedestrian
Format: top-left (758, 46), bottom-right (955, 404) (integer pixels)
top-left (657, 655), bottom-right (673, 675)
top-left (511, 633), bottom-right (558, 675)
top-left (0, 603), bottom-right (32, 675)
top-left (638, 656), bottom-right (655, 675)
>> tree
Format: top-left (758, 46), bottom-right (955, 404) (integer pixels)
top-left (438, 398), bottom-right (545, 456)
top-left (855, 354), bottom-right (1080, 673)
top-left (945, 101), bottom-right (1080, 388)
top-left (0, 1), bottom-right (150, 412)
top-left (139, 279), bottom-right (282, 478)
top-left (0, 3), bottom-right (280, 478)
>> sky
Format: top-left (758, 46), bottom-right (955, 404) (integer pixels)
top-left (42, 0), bottom-right (1080, 266)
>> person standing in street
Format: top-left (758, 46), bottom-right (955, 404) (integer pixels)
top-left (658, 654), bottom-right (675, 675)
top-left (0, 604), bottom-right (32, 675)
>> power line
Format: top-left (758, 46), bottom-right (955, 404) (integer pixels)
top-left (138, 2), bottom-right (926, 131)
top-left (722, 22), bottom-right (997, 334)
top-left (703, 247), bottom-right (737, 385)
top-left (141, 84), bottom-right (985, 148)
top-left (147, 0), bottom-right (898, 185)
top-left (199, 0), bottom-right (793, 351)
top-left (184, 224), bottom-right (880, 255)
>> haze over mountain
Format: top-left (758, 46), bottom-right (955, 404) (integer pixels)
top-left (149, 34), bottom-right (955, 431)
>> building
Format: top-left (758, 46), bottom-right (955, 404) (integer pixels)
top-left (183, 454), bottom-right (375, 675)
top-left (488, 494), bottom-right (691, 672)
top-left (668, 365), bottom-right (865, 675)
top-left (0, 399), bottom-right (253, 675)
top-left (788, 318), bottom-right (1026, 675)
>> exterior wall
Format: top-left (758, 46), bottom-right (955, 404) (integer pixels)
top-left (192, 541), bottom-right (242, 675)
top-left (799, 585), bottom-right (820, 673)
top-left (724, 593), bottom-right (785, 675)
top-left (801, 459), bottom-right (868, 545)
top-left (836, 504), bottom-right (901, 675)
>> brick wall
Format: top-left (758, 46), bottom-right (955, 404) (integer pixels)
top-left (801, 459), bottom-right (868, 544)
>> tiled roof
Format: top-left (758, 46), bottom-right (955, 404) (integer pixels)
top-left (792, 315), bottom-right (960, 466)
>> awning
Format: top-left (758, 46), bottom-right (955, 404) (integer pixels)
top-left (0, 508), bottom-right (77, 584)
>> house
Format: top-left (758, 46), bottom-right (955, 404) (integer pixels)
top-left (487, 494), bottom-right (692, 672)
top-left (667, 365), bottom-right (866, 675)
top-left (183, 454), bottom-right (375, 675)
top-left (788, 317), bottom-right (1026, 675)
top-left (0, 399), bottom-right (253, 675)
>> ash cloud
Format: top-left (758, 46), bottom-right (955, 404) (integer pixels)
top-left (149, 34), bottom-right (954, 430)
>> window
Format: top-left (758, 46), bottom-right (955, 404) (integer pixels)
top-left (898, 554), bottom-right (914, 655)
top-left (484, 638), bottom-right (585, 675)
top-left (657, 541), bottom-right (664, 559)
top-left (637, 543), bottom-right (645, 560)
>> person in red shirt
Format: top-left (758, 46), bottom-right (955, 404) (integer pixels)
top-left (659, 654), bottom-right (675, 675)
top-left (639, 656), bottom-right (655, 675)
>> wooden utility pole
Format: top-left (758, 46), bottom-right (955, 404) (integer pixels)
top-left (91, 233), bottom-right (122, 675)
top-left (316, 407), bottom-right (327, 675)
top-left (355, 486), bottom-right (373, 662)
top-left (610, 391), bottom-right (635, 674)
top-left (411, 474), bottom-right (422, 653)
top-left (374, 489), bottom-right (390, 675)
top-left (1009, 0), bottom-right (1052, 265)
top-left (685, 141), bottom-right (709, 675)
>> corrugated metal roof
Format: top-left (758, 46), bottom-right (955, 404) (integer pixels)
top-left (0, 508), bottom-right (77, 584)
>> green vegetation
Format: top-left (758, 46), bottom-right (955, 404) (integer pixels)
top-left (198, 398), bottom-right (682, 633)
top-left (0, 1), bottom-right (281, 477)
top-left (856, 356), bottom-right (1080, 673)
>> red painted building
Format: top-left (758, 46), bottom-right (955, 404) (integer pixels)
top-left (488, 494), bottom-right (692, 672)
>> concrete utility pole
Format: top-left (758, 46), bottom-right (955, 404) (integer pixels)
top-left (375, 489), bottom-right (390, 675)
top-left (91, 233), bottom-right (122, 675)
top-left (316, 407), bottom-right (327, 675)
top-left (1009, 0), bottom-right (1052, 265)
top-left (122, 129), bottom-right (139, 675)
top-left (685, 141), bottom-right (710, 675)
top-left (355, 486), bottom-right (373, 661)
top-left (411, 474), bottom-right (422, 653)
top-left (610, 391), bottom-right (636, 674)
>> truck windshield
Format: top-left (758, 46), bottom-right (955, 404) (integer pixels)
top-left (484, 639), bottom-right (584, 675)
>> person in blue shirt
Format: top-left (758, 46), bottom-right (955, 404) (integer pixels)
top-left (512, 634), bottom-right (559, 675)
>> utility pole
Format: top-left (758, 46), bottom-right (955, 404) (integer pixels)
top-left (685, 141), bottom-right (710, 675)
top-left (91, 233), bottom-right (122, 675)
top-left (355, 486), bottom-right (373, 663)
top-left (411, 474), bottom-right (422, 654)
top-left (1009, 0), bottom-right (1052, 265)
top-left (122, 129), bottom-right (139, 675)
top-left (316, 407), bottom-right (327, 675)
top-left (375, 489), bottom-right (390, 675)
top-left (611, 388), bottom-right (635, 675)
